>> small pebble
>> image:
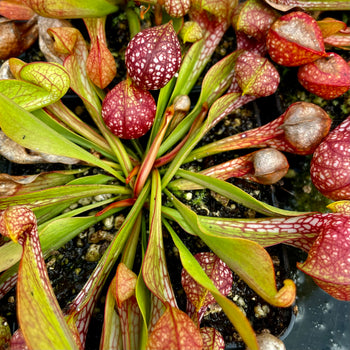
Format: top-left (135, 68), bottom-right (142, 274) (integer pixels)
top-left (85, 244), bottom-right (101, 262)
top-left (94, 194), bottom-right (112, 202)
top-left (246, 333), bottom-right (286, 350)
top-left (254, 304), bottom-right (270, 318)
top-left (103, 216), bottom-right (114, 230)
top-left (78, 197), bottom-right (92, 206)
top-left (114, 214), bottom-right (125, 230)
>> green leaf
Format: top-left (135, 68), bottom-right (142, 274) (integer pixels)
top-left (161, 93), bottom-right (241, 188)
top-left (0, 184), bottom-right (130, 210)
top-left (135, 269), bottom-right (151, 350)
top-left (147, 77), bottom-right (176, 148)
top-left (32, 173), bottom-right (115, 223)
top-left (25, 0), bottom-right (121, 18)
top-left (159, 51), bottom-right (241, 157)
top-left (184, 92), bottom-right (255, 164)
top-left (100, 276), bottom-right (123, 350)
top-left (165, 189), bottom-right (296, 308)
top-left (47, 101), bottom-right (115, 160)
top-left (142, 170), bottom-right (177, 306)
top-left (175, 169), bottom-right (308, 217)
top-left (162, 218), bottom-right (259, 350)
top-left (0, 92), bottom-right (122, 177)
top-left (0, 61), bottom-right (70, 111)
top-left (160, 51), bottom-right (242, 188)
top-left (170, 12), bottom-right (228, 100)
top-left (199, 50), bottom-right (241, 107)
top-left (34, 108), bottom-right (119, 164)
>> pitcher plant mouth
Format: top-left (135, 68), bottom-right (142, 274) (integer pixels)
top-left (0, 1), bottom-right (349, 349)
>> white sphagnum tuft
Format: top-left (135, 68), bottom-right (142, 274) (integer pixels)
top-left (102, 80), bottom-right (156, 139)
top-left (125, 22), bottom-right (182, 90)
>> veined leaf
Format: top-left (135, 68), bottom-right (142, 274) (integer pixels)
top-left (161, 206), bottom-right (317, 250)
top-left (0, 184), bottom-right (130, 210)
top-left (328, 200), bottom-right (350, 214)
top-left (165, 190), bottom-right (296, 308)
top-left (100, 275), bottom-right (123, 350)
top-left (0, 193), bottom-right (120, 274)
top-left (143, 170), bottom-right (177, 307)
top-left (297, 213), bottom-right (350, 301)
top-left (0, 0), bottom-right (35, 20)
top-left (0, 203), bottom-right (124, 299)
top-left (113, 264), bottom-right (141, 350)
top-left (146, 304), bottom-right (203, 350)
top-left (181, 252), bottom-right (233, 324)
top-left (115, 263), bottom-right (137, 308)
top-left (84, 17), bottom-right (116, 89)
top-left (162, 218), bottom-right (259, 350)
top-left (47, 27), bottom-right (102, 115)
top-left (200, 327), bottom-right (225, 350)
top-left (191, 0), bottom-right (238, 19)
top-left (0, 206), bottom-right (81, 349)
top-left (0, 60), bottom-right (70, 111)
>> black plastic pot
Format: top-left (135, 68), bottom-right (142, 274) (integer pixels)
top-left (283, 247), bottom-right (350, 350)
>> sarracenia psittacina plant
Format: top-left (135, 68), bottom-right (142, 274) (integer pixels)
top-left (0, 1), bottom-right (348, 349)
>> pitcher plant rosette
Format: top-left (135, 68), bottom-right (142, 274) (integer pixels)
top-left (0, 0), bottom-right (349, 349)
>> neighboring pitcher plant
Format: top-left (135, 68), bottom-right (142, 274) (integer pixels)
top-left (0, 0), bottom-right (349, 349)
